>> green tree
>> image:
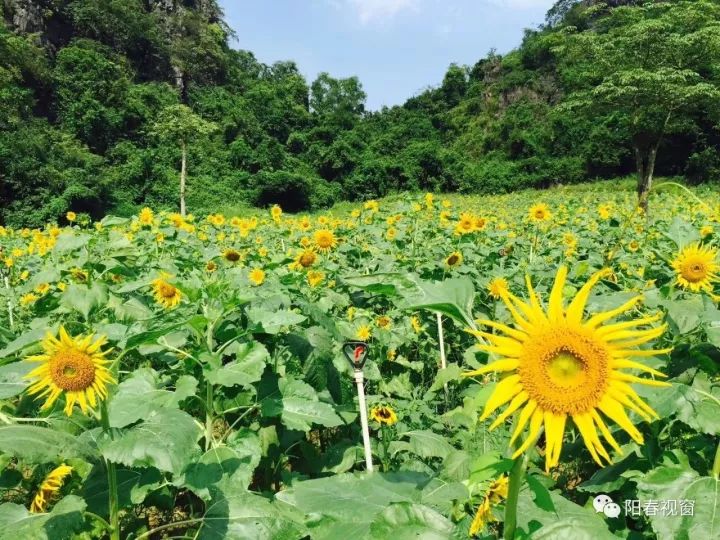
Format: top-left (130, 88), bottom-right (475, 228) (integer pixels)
top-left (151, 104), bottom-right (217, 215)
top-left (556, 0), bottom-right (720, 211)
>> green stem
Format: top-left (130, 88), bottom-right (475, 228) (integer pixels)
top-left (503, 447), bottom-right (527, 540)
top-left (205, 382), bottom-right (214, 451)
top-left (712, 438), bottom-right (720, 480)
top-left (100, 402), bottom-right (120, 540)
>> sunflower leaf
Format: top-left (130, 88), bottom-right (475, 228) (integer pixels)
top-left (0, 425), bottom-right (97, 462)
top-left (100, 408), bottom-right (201, 475)
top-left (0, 495), bottom-right (87, 540)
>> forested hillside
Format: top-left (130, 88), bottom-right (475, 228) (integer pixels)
top-left (1, 0), bottom-right (719, 226)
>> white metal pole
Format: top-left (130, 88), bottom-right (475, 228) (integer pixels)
top-left (436, 312), bottom-right (447, 370)
top-left (353, 369), bottom-right (374, 472)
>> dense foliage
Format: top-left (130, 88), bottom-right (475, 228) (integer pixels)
top-left (1, 182), bottom-right (719, 538)
top-left (1, 0), bottom-right (719, 227)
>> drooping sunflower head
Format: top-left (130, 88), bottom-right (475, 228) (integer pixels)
top-left (152, 276), bottom-right (182, 309)
top-left (671, 243), bottom-right (719, 292)
top-left (528, 203), bottom-right (551, 222)
top-left (313, 229), bottom-right (337, 252)
top-left (464, 266), bottom-right (671, 472)
top-left (369, 405), bottom-right (398, 426)
top-left (30, 464), bottom-right (73, 513)
top-left (25, 327), bottom-right (115, 416)
top-left (445, 251), bottom-right (463, 268)
top-left (468, 475), bottom-right (509, 536)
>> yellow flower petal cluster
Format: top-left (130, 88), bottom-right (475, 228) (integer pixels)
top-left (25, 328), bottom-right (115, 416)
top-left (464, 266), bottom-right (671, 471)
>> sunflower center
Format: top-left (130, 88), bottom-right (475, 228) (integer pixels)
top-left (447, 254), bottom-right (459, 266)
top-left (49, 349), bottom-right (96, 391)
top-left (225, 251), bottom-right (240, 262)
top-left (518, 326), bottom-right (610, 415)
top-left (300, 253), bottom-right (315, 267)
top-left (377, 408), bottom-right (391, 419)
top-left (682, 260), bottom-right (707, 282)
top-left (158, 282), bottom-right (177, 298)
top-left (547, 351), bottom-right (584, 386)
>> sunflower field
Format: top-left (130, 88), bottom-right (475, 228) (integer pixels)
top-left (1, 180), bottom-right (719, 540)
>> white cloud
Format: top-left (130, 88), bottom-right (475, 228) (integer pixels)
top-left (331, 0), bottom-right (419, 25)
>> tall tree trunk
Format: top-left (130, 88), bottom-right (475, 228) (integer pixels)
top-left (180, 139), bottom-right (187, 217)
top-left (635, 145), bottom-right (657, 215)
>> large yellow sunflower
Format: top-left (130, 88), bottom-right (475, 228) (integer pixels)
top-left (30, 464), bottom-right (73, 513)
top-left (671, 243), bottom-right (719, 292)
top-left (313, 229), bottom-right (337, 252)
top-left (528, 203), bottom-right (551, 222)
top-left (152, 276), bottom-right (182, 309)
top-left (464, 266), bottom-right (671, 472)
top-left (25, 327), bottom-right (115, 416)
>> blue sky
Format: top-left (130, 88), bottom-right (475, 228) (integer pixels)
top-left (218, 1), bottom-right (556, 110)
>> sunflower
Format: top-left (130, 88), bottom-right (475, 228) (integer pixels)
top-left (271, 205), bottom-right (283, 221)
top-left (455, 212), bottom-right (476, 235)
top-left (307, 270), bottom-right (324, 288)
top-left (139, 207), bottom-right (154, 226)
top-left (66, 211), bottom-right (76, 223)
top-left (445, 251), bottom-right (463, 268)
top-left (528, 203), bottom-right (551, 222)
top-left (487, 277), bottom-right (509, 299)
top-left (223, 248), bottom-right (242, 263)
top-left (249, 268), bottom-right (265, 286)
top-left (671, 243), bottom-right (719, 292)
top-left (34, 283), bottom-right (51, 295)
top-left (206, 261), bottom-right (217, 273)
top-left (364, 200), bottom-right (379, 212)
top-left (369, 405), bottom-right (398, 426)
top-left (20, 293), bottom-right (38, 306)
top-left (701, 225), bottom-right (713, 238)
top-left (376, 315), bottom-right (392, 329)
top-left (463, 266), bottom-right (671, 471)
top-left (313, 229), bottom-right (337, 252)
top-left (298, 216), bottom-right (312, 231)
top-left (71, 268), bottom-right (88, 282)
top-left (469, 476), bottom-right (509, 536)
top-left (25, 327), bottom-right (115, 416)
top-left (30, 464), bottom-right (73, 513)
top-left (411, 316), bottom-right (422, 334)
top-left (152, 276), bottom-right (182, 309)
top-left (356, 324), bottom-right (372, 341)
top-left (291, 249), bottom-right (317, 270)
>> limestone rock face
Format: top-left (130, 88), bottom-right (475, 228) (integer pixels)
top-left (3, 0), bottom-right (45, 34)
